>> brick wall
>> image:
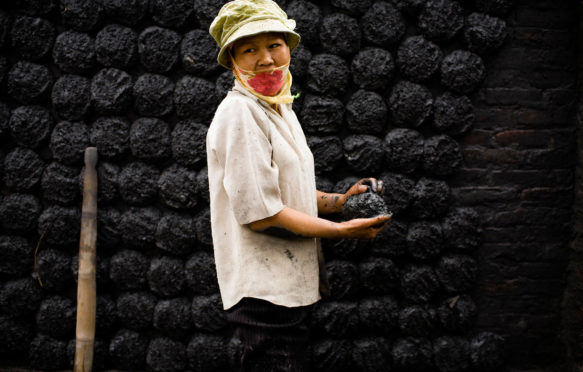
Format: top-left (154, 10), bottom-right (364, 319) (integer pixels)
top-left (562, 2), bottom-right (583, 372)
top-left (451, 0), bottom-right (578, 369)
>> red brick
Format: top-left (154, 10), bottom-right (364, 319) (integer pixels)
top-left (524, 149), bottom-right (575, 169)
top-left (570, 230), bottom-right (583, 254)
top-left (553, 130), bottom-right (576, 151)
top-left (483, 47), bottom-right (526, 70)
top-left (458, 130), bottom-right (493, 146)
top-left (532, 71), bottom-right (577, 89)
top-left (479, 278), bottom-right (565, 300)
top-left (479, 242), bottom-right (568, 262)
top-left (463, 148), bottom-right (523, 166)
top-left (491, 169), bottom-right (573, 187)
top-left (481, 279), bottom-right (521, 297)
top-left (543, 88), bottom-right (578, 109)
top-left (495, 130), bottom-right (552, 148)
top-left (517, 107), bottom-right (573, 128)
top-left (512, 27), bottom-right (574, 50)
top-left (515, 0), bottom-right (576, 9)
top-left (520, 187), bottom-right (574, 205)
top-left (474, 107), bottom-right (517, 125)
top-left (449, 168), bottom-right (492, 186)
top-left (486, 45), bottom-right (576, 72)
top-left (476, 87), bottom-right (544, 108)
top-left (483, 68), bottom-right (531, 89)
top-left (492, 207), bottom-right (571, 227)
top-left (451, 186), bottom-right (519, 205)
top-left (495, 129), bottom-right (575, 156)
top-left (477, 293), bottom-right (560, 315)
top-left (482, 225), bottom-right (571, 244)
top-left (518, 262), bottom-right (568, 280)
top-left (516, 108), bottom-right (552, 126)
top-left (512, 7), bottom-right (576, 29)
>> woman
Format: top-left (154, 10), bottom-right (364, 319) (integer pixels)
top-left (207, 1), bottom-right (391, 370)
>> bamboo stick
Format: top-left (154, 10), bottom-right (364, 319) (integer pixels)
top-left (74, 147), bottom-right (98, 372)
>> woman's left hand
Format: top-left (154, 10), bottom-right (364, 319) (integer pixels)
top-left (339, 178), bottom-right (384, 207)
top-left (345, 178), bottom-right (384, 196)
top-left (317, 178), bottom-right (385, 215)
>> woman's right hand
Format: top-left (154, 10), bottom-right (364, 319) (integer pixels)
top-left (337, 214), bottom-right (391, 239)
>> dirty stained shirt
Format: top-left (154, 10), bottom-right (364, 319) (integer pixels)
top-left (206, 79), bottom-right (321, 310)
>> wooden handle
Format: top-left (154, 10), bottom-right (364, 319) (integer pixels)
top-left (84, 147), bottom-right (97, 169)
top-left (74, 147), bottom-right (98, 372)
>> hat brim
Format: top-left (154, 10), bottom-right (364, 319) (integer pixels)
top-left (217, 18), bottom-right (300, 69)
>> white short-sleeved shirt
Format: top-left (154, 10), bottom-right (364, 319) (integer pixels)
top-left (206, 79), bottom-right (323, 310)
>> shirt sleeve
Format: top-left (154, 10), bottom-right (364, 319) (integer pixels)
top-left (209, 98), bottom-right (284, 225)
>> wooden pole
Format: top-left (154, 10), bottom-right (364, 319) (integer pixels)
top-left (74, 147), bottom-right (98, 372)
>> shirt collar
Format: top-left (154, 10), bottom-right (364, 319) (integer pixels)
top-left (231, 78), bottom-right (299, 143)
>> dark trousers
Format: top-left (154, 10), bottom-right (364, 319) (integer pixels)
top-left (225, 297), bottom-right (313, 372)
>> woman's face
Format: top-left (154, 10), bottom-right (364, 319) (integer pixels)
top-left (231, 32), bottom-right (290, 71)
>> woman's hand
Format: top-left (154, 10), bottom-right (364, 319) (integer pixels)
top-left (341, 177), bottom-right (385, 206)
top-left (337, 214), bottom-right (391, 240)
top-left (317, 178), bottom-right (386, 216)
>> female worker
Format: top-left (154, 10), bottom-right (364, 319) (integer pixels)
top-left (207, 1), bottom-right (391, 370)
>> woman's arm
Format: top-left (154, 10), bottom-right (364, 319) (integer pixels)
top-left (316, 190), bottom-right (345, 214)
top-left (248, 206), bottom-right (391, 240)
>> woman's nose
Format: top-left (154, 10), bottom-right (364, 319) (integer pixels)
top-left (257, 49), bottom-right (275, 67)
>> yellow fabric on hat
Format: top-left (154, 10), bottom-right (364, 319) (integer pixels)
top-left (212, 0), bottom-right (287, 45)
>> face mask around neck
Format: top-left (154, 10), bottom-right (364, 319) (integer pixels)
top-left (231, 58), bottom-right (289, 96)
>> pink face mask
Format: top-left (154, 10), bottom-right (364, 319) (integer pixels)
top-left (231, 60), bottom-right (289, 96)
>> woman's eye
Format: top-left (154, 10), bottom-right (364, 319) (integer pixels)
top-left (270, 43), bottom-right (281, 48)
top-left (243, 48), bottom-right (255, 53)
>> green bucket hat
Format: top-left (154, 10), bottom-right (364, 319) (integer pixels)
top-left (209, 0), bottom-right (301, 69)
